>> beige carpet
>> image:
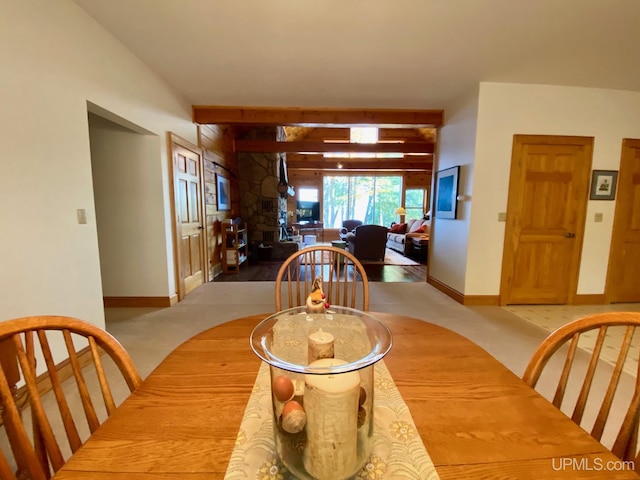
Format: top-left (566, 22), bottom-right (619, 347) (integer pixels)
top-left (386, 248), bottom-right (419, 265)
top-left (361, 248), bottom-right (419, 266)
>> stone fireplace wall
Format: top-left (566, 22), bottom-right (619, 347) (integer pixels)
top-left (237, 126), bottom-right (291, 258)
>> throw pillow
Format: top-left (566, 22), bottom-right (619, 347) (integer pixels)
top-left (414, 225), bottom-right (426, 234)
top-left (408, 219), bottom-right (426, 233)
top-left (390, 223), bottom-right (407, 233)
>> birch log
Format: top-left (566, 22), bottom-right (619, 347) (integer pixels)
top-left (303, 358), bottom-right (360, 479)
top-left (308, 328), bottom-right (334, 363)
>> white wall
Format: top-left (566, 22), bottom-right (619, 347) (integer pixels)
top-left (429, 88), bottom-right (479, 293)
top-left (467, 82), bottom-right (640, 296)
top-left (0, 0), bottom-right (197, 326)
top-left (89, 114), bottom-right (170, 297)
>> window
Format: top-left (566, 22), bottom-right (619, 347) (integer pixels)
top-left (323, 175), bottom-right (402, 228)
top-left (405, 188), bottom-right (427, 220)
top-left (298, 187), bottom-right (318, 202)
top-left (324, 127), bottom-right (403, 159)
top-left (350, 127), bottom-right (378, 144)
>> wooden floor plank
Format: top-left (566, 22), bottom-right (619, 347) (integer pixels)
top-left (213, 257), bottom-right (427, 282)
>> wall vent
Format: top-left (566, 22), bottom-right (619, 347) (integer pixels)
top-left (261, 200), bottom-right (275, 213)
top-left (263, 231), bottom-right (275, 243)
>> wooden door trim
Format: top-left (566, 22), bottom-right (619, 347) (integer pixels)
top-left (565, 138), bottom-right (592, 305)
top-left (168, 133), bottom-right (207, 302)
top-left (500, 135), bottom-right (593, 305)
top-left (604, 138), bottom-right (640, 303)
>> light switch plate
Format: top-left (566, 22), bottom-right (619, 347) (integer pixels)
top-left (77, 209), bottom-right (87, 224)
top-left (498, 212), bottom-right (507, 222)
top-left (594, 212), bottom-right (603, 223)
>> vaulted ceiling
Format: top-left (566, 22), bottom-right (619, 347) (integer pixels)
top-left (229, 124), bottom-right (435, 171)
top-left (281, 126), bottom-right (435, 171)
top-left (194, 106), bottom-right (441, 171)
top-left (72, 0), bottom-right (640, 172)
top-left (72, 0), bottom-right (640, 108)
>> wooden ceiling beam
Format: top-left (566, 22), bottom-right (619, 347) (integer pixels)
top-left (193, 105), bottom-right (444, 128)
top-left (234, 140), bottom-right (434, 154)
top-left (301, 127), bottom-right (436, 142)
top-left (287, 154), bottom-right (433, 171)
top-left (287, 153), bottom-right (432, 161)
top-left (302, 127), bottom-right (351, 141)
top-left (287, 158), bottom-right (433, 171)
top-left (378, 128), bottom-right (434, 140)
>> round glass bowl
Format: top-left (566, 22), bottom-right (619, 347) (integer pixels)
top-left (250, 305), bottom-right (393, 480)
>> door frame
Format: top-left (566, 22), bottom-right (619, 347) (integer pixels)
top-left (604, 138), bottom-right (640, 303)
top-left (500, 135), bottom-right (593, 305)
top-left (168, 132), bottom-right (207, 301)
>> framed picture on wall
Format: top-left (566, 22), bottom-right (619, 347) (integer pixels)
top-left (216, 174), bottom-right (230, 211)
top-left (589, 170), bottom-right (618, 200)
top-left (435, 166), bottom-right (460, 219)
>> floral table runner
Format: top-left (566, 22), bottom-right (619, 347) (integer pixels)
top-left (224, 359), bottom-right (440, 480)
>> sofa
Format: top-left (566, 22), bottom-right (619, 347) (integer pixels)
top-left (345, 224), bottom-right (389, 261)
top-left (386, 218), bottom-right (430, 256)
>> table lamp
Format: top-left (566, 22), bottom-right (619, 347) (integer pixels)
top-left (394, 207), bottom-right (407, 222)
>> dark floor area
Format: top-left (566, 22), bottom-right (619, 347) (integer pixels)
top-left (213, 258), bottom-right (427, 282)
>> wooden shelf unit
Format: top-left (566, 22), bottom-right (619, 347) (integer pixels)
top-left (222, 220), bottom-right (248, 273)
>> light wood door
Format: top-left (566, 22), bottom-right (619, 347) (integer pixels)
top-left (606, 139), bottom-right (640, 303)
top-left (170, 134), bottom-right (205, 299)
top-left (500, 135), bottom-right (593, 305)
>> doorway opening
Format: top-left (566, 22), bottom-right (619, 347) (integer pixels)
top-left (87, 103), bottom-right (171, 308)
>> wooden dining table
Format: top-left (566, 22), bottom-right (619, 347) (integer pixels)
top-left (54, 313), bottom-right (639, 479)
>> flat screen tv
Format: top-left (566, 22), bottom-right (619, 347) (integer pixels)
top-left (296, 201), bottom-right (320, 223)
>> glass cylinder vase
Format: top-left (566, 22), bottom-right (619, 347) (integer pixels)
top-left (250, 305), bottom-right (393, 480)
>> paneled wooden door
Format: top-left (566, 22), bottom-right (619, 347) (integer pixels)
top-left (500, 135), bottom-right (593, 305)
top-left (169, 134), bottom-right (206, 300)
top-left (606, 139), bottom-right (640, 303)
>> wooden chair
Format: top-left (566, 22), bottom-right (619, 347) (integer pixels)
top-left (345, 224), bottom-right (389, 261)
top-left (0, 315), bottom-right (142, 479)
top-left (0, 445), bottom-right (16, 480)
top-left (275, 245), bottom-right (369, 311)
top-left (0, 339), bottom-right (21, 479)
top-left (339, 219), bottom-right (363, 240)
top-left (522, 312), bottom-right (640, 463)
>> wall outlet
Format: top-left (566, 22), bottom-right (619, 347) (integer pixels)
top-left (594, 212), bottom-right (603, 223)
top-left (77, 209), bottom-right (87, 224)
top-left (497, 212), bottom-right (507, 222)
